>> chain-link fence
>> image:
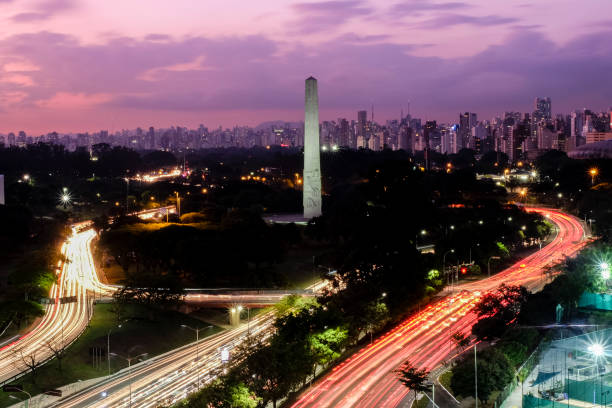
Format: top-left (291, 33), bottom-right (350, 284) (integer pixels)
top-left (520, 328), bottom-right (612, 408)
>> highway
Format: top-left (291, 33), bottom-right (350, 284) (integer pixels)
top-left (0, 229), bottom-right (115, 385)
top-left (0, 204), bottom-right (311, 387)
top-left (47, 311), bottom-right (277, 408)
top-left (291, 208), bottom-right (587, 408)
top-left (46, 281), bottom-right (329, 408)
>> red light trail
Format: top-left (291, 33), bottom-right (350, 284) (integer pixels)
top-left (292, 208), bottom-right (587, 408)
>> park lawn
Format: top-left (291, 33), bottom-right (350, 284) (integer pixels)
top-left (413, 393), bottom-right (430, 408)
top-left (0, 303), bottom-right (221, 408)
top-left (439, 370), bottom-right (453, 394)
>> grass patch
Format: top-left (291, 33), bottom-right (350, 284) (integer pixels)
top-left (439, 370), bottom-right (453, 394)
top-left (413, 393), bottom-right (431, 408)
top-left (0, 303), bottom-right (221, 408)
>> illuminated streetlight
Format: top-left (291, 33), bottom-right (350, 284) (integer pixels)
top-left (588, 343), bottom-right (604, 357)
top-left (600, 262), bottom-right (610, 280)
top-left (521, 225), bottom-right (527, 231)
top-left (59, 189), bottom-right (72, 207)
top-left (181, 324), bottom-right (213, 389)
top-left (589, 168), bottom-right (599, 184)
top-left (110, 352), bottom-right (148, 408)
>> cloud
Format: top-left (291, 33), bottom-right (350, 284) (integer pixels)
top-left (12, 0), bottom-right (76, 22)
top-left (145, 34), bottom-right (172, 42)
top-left (0, 27), bottom-right (611, 128)
top-left (415, 13), bottom-right (519, 29)
top-left (390, 0), bottom-right (470, 15)
top-left (289, 1), bottom-right (373, 34)
top-left (335, 33), bottom-right (391, 43)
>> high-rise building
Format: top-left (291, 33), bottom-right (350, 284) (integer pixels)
top-left (459, 112), bottom-right (477, 150)
top-left (339, 119), bottom-right (350, 147)
top-left (303, 77), bottom-right (322, 219)
top-left (423, 121), bottom-right (436, 170)
top-left (533, 97), bottom-right (552, 122)
top-left (357, 110), bottom-right (367, 142)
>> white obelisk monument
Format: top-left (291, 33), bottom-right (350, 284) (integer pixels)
top-left (303, 77), bottom-right (322, 218)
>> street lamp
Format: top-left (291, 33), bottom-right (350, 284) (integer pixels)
top-left (443, 249), bottom-right (455, 287)
top-left (110, 352), bottom-right (148, 408)
top-left (60, 191), bottom-right (71, 207)
top-left (590, 168), bottom-right (599, 185)
top-left (415, 229), bottom-right (427, 248)
top-left (599, 262), bottom-right (610, 281)
top-left (588, 343), bottom-right (605, 407)
top-left (174, 191), bottom-right (181, 217)
top-left (107, 324), bottom-right (122, 376)
top-left (8, 390), bottom-right (31, 408)
top-left (181, 324), bottom-right (213, 389)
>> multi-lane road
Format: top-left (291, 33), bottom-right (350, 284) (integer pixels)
top-left (0, 228), bottom-right (115, 386)
top-left (0, 207), bottom-right (587, 407)
top-left (291, 208), bottom-right (587, 408)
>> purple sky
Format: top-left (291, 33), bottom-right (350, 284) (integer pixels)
top-left (0, 0), bottom-right (611, 134)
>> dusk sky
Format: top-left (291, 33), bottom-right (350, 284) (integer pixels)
top-left (1, 0), bottom-right (611, 134)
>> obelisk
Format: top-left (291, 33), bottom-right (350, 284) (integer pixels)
top-left (303, 77), bottom-right (322, 218)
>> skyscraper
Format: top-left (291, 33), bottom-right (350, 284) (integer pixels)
top-left (459, 112), bottom-right (477, 150)
top-left (357, 110), bottom-right (367, 143)
top-left (423, 121), bottom-right (436, 170)
top-left (303, 77), bottom-right (322, 219)
top-left (533, 97), bottom-right (552, 122)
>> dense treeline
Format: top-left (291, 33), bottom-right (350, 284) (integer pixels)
top-left (0, 205), bottom-right (69, 334)
top-left (98, 210), bottom-right (300, 289)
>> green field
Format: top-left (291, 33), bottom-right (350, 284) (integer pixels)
top-left (0, 303), bottom-right (221, 407)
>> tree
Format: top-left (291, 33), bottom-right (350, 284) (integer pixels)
top-left (395, 360), bottom-right (430, 400)
top-left (227, 383), bottom-right (260, 408)
top-left (309, 327), bottom-right (348, 368)
top-left (451, 348), bottom-right (514, 402)
top-left (362, 300), bottom-right (390, 343)
top-left (452, 332), bottom-right (470, 352)
top-left (184, 380), bottom-right (260, 408)
top-left (244, 339), bottom-right (312, 408)
top-left (474, 284), bottom-right (529, 325)
top-left (12, 347), bottom-right (41, 384)
top-left (498, 341), bottom-right (528, 368)
top-left (45, 338), bottom-right (67, 373)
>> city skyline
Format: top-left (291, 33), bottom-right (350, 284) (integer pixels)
top-left (0, 0), bottom-right (611, 133)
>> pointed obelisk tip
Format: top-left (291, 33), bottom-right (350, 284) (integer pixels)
top-left (306, 76), bottom-right (316, 81)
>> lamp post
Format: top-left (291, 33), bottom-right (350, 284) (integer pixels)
top-left (488, 256), bottom-right (501, 277)
top-left (124, 177), bottom-right (130, 213)
top-left (588, 343), bottom-right (605, 407)
top-left (443, 249), bottom-right (455, 287)
top-left (416, 229), bottom-right (427, 249)
top-left (8, 390), bottom-right (31, 408)
top-left (590, 168), bottom-right (599, 185)
top-left (600, 262), bottom-right (610, 281)
top-left (174, 192), bottom-right (181, 217)
top-left (110, 352), bottom-right (148, 408)
top-left (107, 324), bottom-right (122, 376)
top-left (181, 324), bottom-right (213, 389)
top-left (475, 344), bottom-right (478, 408)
